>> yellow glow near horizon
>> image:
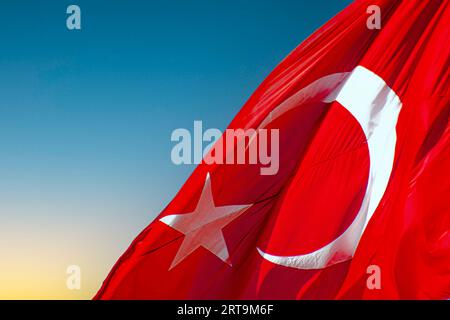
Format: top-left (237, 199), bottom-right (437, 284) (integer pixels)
top-left (0, 208), bottom-right (144, 299)
top-left (0, 236), bottom-right (117, 300)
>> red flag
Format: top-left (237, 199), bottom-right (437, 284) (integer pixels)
top-left (95, 0), bottom-right (449, 299)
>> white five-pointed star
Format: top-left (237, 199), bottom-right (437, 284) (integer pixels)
top-left (159, 173), bottom-right (252, 270)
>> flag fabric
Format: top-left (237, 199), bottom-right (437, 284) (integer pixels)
top-left (95, 0), bottom-right (449, 299)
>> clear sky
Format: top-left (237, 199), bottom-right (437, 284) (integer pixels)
top-left (0, 0), bottom-right (351, 299)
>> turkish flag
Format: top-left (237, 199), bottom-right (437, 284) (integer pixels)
top-left (95, 0), bottom-right (449, 299)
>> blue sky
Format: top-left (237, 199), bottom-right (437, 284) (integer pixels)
top-left (0, 0), bottom-right (351, 298)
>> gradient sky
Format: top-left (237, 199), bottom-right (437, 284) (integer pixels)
top-left (0, 0), bottom-right (351, 299)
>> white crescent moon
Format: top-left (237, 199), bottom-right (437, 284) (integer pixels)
top-left (256, 66), bottom-right (402, 269)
